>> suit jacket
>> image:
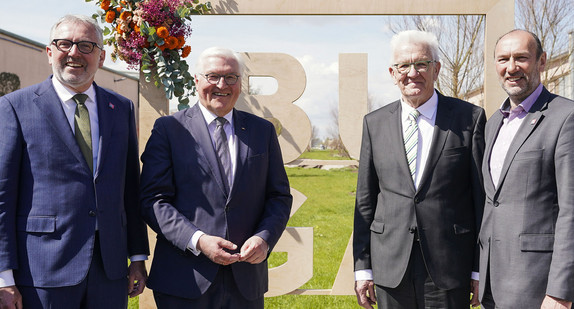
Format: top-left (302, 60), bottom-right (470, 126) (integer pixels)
top-left (353, 91), bottom-right (485, 290)
top-left (479, 87), bottom-right (574, 307)
top-left (0, 77), bottom-right (149, 287)
top-left (140, 104), bottom-right (292, 300)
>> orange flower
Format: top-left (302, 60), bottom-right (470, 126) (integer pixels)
top-left (116, 24), bottom-right (123, 34)
top-left (157, 26), bottom-right (169, 39)
top-left (181, 45), bottom-right (191, 58)
top-left (176, 36), bottom-right (185, 49)
top-left (100, 0), bottom-right (110, 11)
top-left (165, 36), bottom-right (179, 49)
top-left (116, 7), bottom-right (122, 12)
top-left (120, 11), bottom-right (132, 20)
top-left (156, 42), bottom-right (166, 51)
top-left (134, 24), bottom-right (141, 34)
top-left (105, 10), bottom-right (116, 23)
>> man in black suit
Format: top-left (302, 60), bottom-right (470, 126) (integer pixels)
top-left (353, 30), bottom-right (485, 308)
top-left (140, 47), bottom-right (292, 309)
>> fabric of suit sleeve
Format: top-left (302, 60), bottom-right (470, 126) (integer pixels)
top-left (0, 97), bottom-right (22, 273)
top-left (140, 117), bottom-right (199, 251)
top-left (547, 109), bottom-right (574, 301)
top-left (124, 100), bottom-right (150, 257)
top-left (470, 108), bottom-right (486, 272)
top-left (353, 116), bottom-right (379, 271)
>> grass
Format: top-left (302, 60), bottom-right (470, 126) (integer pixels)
top-left (296, 149), bottom-right (352, 160)
top-left (265, 166), bottom-right (360, 308)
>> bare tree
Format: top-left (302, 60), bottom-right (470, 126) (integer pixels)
top-left (387, 15), bottom-right (485, 103)
top-left (326, 103), bottom-right (350, 157)
top-left (516, 0), bottom-right (574, 91)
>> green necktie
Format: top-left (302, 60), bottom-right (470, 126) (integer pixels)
top-left (73, 94), bottom-right (93, 173)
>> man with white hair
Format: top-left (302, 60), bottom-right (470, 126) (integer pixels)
top-left (140, 47), bottom-right (292, 309)
top-left (353, 30), bottom-right (485, 308)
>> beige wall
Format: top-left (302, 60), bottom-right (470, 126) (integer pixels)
top-left (0, 30), bottom-right (139, 107)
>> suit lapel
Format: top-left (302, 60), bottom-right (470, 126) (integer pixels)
top-left (386, 102), bottom-right (416, 191)
top-left (484, 110), bottom-right (504, 195)
top-left (32, 79), bottom-right (88, 173)
top-left (184, 104), bottom-right (229, 197)
top-left (494, 90), bottom-right (549, 194)
top-left (417, 95), bottom-right (453, 191)
top-left (94, 85), bottom-right (115, 178)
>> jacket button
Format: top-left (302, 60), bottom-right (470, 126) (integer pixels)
top-left (493, 201), bottom-right (499, 207)
top-left (414, 197), bottom-right (420, 203)
top-left (409, 227), bottom-right (417, 233)
top-left (89, 210), bottom-right (96, 217)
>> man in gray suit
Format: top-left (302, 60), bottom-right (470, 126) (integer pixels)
top-left (479, 29), bottom-right (574, 309)
top-left (353, 30), bottom-right (485, 309)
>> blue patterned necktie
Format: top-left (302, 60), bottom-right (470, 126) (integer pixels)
top-left (214, 117), bottom-right (231, 193)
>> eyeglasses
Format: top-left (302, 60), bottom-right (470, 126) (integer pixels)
top-left (201, 73), bottom-right (241, 85)
top-left (51, 39), bottom-right (102, 54)
top-left (393, 60), bottom-right (436, 75)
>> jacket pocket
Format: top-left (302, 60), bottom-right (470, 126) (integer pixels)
top-left (453, 224), bottom-right (471, 234)
top-left (17, 216), bottom-right (56, 233)
top-left (520, 233), bottom-right (554, 252)
top-left (370, 220), bottom-right (384, 234)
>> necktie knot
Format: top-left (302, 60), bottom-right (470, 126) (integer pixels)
top-left (73, 93), bottom-right (88, 106)
top-left (408, 109), bottom-right (420, 122)
top-left (215, 117), bottom-right (227, 128)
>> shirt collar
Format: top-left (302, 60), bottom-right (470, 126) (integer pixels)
top-left (51, 77), bottom-right (96, 104)
top-left (401, 90), bottom-right (438, 121)
top-left (499, 83), bottom-right (544, 117)
top-left (197, 102), bottom-right (233, 127)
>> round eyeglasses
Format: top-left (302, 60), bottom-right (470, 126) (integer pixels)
top-left (393, 60), bottom-right (436, 75)
top-left (52, 39), bottom-right (102, 54)
top-left (201, 73), bottom-right (241, 86)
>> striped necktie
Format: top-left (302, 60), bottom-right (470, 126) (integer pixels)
top-left (73, 93), bottom-right (93, 173)
top-left (404, 109), bottom-right (420, 182)
top-left (214, 117), bottom-right (231, 193)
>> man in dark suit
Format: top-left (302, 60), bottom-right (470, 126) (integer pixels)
top-left (353, 30), bottom-right (485, 309)
top-left (479, 29), bottom-right (574, 309)
top-left (0, 15), bottom-right (149, 308)
top-left (140, 46), bottom-right (292, 309)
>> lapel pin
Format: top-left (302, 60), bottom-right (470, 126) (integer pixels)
top-left (530, 118), bottom-right (536, 125)
top-left (108, 102), bottom-right (115, 109)
top-left (241, 127), bottom-right (246, 130)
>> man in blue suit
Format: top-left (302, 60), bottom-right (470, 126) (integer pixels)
top-left (0, 15), bottom-right (149, 308)
top-left (140, 47), bottom-right (293, 308)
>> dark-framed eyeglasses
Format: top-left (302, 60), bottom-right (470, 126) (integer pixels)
top-left (393, 60), bottom-right (436, 75)
top-left (202, 73), bottom-right (241, 85)
top-left (51, 39), bottom-right (102, 54)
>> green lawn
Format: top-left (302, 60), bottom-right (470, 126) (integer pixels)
top-left (265, 166), bottom-right (360, 308)
top-left (296, 149), bottom-right (351, 160)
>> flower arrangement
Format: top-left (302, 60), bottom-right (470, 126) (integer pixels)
top-left (88, 0), bottom-right (211, 109)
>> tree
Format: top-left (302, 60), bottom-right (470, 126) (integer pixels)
top-left (516, 0), bottom-right (574, 92)
top-left (0, 72), bottom-right (21, 97)
top-left (387, 15), bottom-right (485, 103)
top-left (326, 103), bottom-right (350, 157)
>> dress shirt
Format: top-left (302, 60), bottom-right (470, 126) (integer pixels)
top-left (52, 77), bottom-right (100, 175)
top-left (489, 83), bottom-right (543, 188)
top-left (355, 91), bottom-right (438, 281)
top-left (187, 103), bottom-right (237, 255)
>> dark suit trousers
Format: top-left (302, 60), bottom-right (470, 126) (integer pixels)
top-left (375, 240), bottom-right (469, 309)
top-left (18, 233), bottom-right (128, 309)
top-left (153, 266), bottom-right (264, 309)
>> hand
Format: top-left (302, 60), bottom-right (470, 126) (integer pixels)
top-left (541, 295), bottom-right (572, 309)
top-left (354, 280), bottom-right (376, 309)
top-left (239, 236), bottom-right (268, 264)
top-left (0, 286), bottom-right (22, 309)
top-left (470, 279), bottom-right (480, 307)
top-left (127, 261), bottom-right (147, 298)
top-left (197, 234), bottom-right (240, 265)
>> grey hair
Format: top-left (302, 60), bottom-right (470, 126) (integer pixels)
top-left (195, 47), bottom-right (245, 75)
top-left (389, 30), bottom-right (440, 64)
top-left (49, 15), bottom-right (103, 47)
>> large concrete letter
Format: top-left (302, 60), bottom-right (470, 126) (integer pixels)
top-left (236, 53), bottom-right (311, 163)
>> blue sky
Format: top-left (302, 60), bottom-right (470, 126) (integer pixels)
top-left (1, 0), bottom-right (402, 137)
